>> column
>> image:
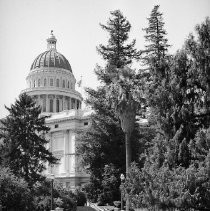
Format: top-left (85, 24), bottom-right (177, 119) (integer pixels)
top-left (69, 97), bottom-right (71, 110)
top-left (67, 97), bottom-right (70, 110)
top-left (62, 96), bottom-right (65, 111)
top-left (69, 131), bottom-right (76, 174)
top-left (64, 130), bottom-right (69, 174)
top-left (53, 95), bottom-right (56, 112)
top-left (63, 97), bottom-right (67, 110)
top-left (46, 95), bottom-right (49, 112)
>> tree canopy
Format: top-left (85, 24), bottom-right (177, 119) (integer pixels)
top-left (0, 93), bottom-right (58, 188)
top-left (123, 7), bottom-right (210, 210)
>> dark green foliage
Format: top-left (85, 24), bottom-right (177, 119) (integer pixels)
top-left (0, 167), bottom-right (33, 210)
top-left (78, 10), bottom-right (147, 204)
top-left (123, 160), bottom-right (210, 210)
top-left (122, 11), bottom-right (210, 210)
top-left (97, 10), bottom-right (140, 68)
top-left (33, 180), bottom-right (77, 211)
top-left (0, 93), bottom-right (58, 187)
top-left (185, 17), bottom-right (210, 125)
top-left (142, 5), bottom-right (170, 65)
top-left (96, 10), bottom-right (140, 84)
top-left (74, 188), bottom-right (87, 206)
top-left (77, 87), bottom-right (144, 203)
top-left (99, 164), bottom-right (120, 205)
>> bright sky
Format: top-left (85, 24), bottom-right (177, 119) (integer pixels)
top-left (0, 0), bottom-right (209, 118)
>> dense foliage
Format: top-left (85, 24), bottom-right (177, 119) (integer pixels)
top-left (97, 10), bottom-right (140, 69)
top-left (0, 167), bottom-right (32, 210)
top-left (0, 165), bottom-right (82, 210)
top-left (77, 10), bottom-right (147, 204)
top-left (122, 5), bottom-right (210, 210)
top-left (0, 93), bottom-right (58, 188)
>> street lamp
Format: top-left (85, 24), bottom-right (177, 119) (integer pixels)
top-left (50, 174), bottom-right (55, 211)
top-left (120, 174), bottom-right (125, 211)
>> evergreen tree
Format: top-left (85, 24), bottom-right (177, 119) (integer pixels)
top-left (0, 167), bottom-right (33, 210)
top-left (122, 16), bottom-right (210, 210)
top-left (77, 85), bottom-right (145, 203)
top-left (185, 17), bottom-right (210, 126)
top-left (96, 10), bottom-right (140, 84)
top-left (77, 10), bottom-right (147, 204)
top-left (142, 5), bottom-right (170, 67)
top-left (0, 93), bottom-right (58, 187)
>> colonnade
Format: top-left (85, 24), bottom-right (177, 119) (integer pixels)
top-left (49, 129), bottom-right (76, 176)
top-left (33, 94), bottom-right (81, 113)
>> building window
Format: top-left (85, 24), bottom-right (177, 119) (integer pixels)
top-left (33, 80), bottom-right (36, 87)
top-left (84, 122), bottom-right (88, 126)
top-left (77, 100), bottom-right (80, 109)
top-left (50, 78), bottom-right (53, 86)
top-left (38, 79), bottom-right (41, 87)
top-left (63, 80), bottom-right (65, 88)
top-left (71, 98), bottom-right (75, 109)
top-left (56, 99), bottom-right (59, 112)
top-left (67, 81), bottom-right (70, 88)
top-left (67, 100), bottom-right (70, 110)
top-left (50, 99), bottom-right (53, 112)
top-left (71, 83), bottom-right (73, 89)
top-left (55, 124), bottom-right (59, 128)
top-left (43, 98), bottom-right (46, 112)
top-left (56, 79), bottom-right (59, 87)
top-left (44, 78), bottom-right (47, 86)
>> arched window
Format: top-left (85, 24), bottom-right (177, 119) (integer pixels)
top-left (38, 79), bottom-right (41, 87)
top-left (50, 78), bottom-right (53, 86)
top-left (56, 79), bottom-right (59, 87)
top-left (63, 80), bottom-right (65, 88)
top-left (56, 99), bottom-right (59, 112)
top-left (67, 81), bottom-right (70, 88)
top-left (33, 80), bottom-right (36, 87)
top-left (50, 99), bottom-right (53, 112)
top-left (44, 78), bottom-right (47, 86)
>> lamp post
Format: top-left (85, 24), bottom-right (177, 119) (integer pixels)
top-left (50, 174), bottom-right (55, 211)
top-left (120, 174), bottom-right (125, 211)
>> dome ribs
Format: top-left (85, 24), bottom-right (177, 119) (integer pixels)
top-left (30, 50), bottom-right (72, 72)
top-left (43, 51), bottom-right (48, 67)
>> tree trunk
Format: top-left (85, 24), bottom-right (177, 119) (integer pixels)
top-left (125, 131), bottom-right (131, 211)
top-left (125, 132), bottom-right (131, 175)
top-left (207, 82), bottom-right (210, 127)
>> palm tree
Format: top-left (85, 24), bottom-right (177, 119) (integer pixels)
top-left (107, 66), bottom-right (143, 211)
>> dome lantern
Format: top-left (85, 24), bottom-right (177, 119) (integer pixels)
top-left (47, 30), bottom-right (57, 50)
top-left (30, 31), bottom-right (72, 72)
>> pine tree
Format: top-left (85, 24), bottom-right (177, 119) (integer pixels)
top-left (185, 17), bottom-right (210, 127)
top-left (142, 5), bottom-right (170, 66)
top-left (96, 10), bottom-right (140, 84)
top-left (122, 17), bottom-right (210, 210)
top-left (77, 10), bottom-right (147, 205)
top-left (0, 93), bottom-right (58, 187)
top-left (142, 5), bottom-right (171, 131)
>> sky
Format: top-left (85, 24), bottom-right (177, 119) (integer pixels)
top-left (0, 0), bottom-right (209, 118)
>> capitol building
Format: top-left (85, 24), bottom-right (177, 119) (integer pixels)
top-left (21, 31), bottom-right (91, 189)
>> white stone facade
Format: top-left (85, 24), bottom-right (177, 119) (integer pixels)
top-left (21, 32), bottom-right (90, 189)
